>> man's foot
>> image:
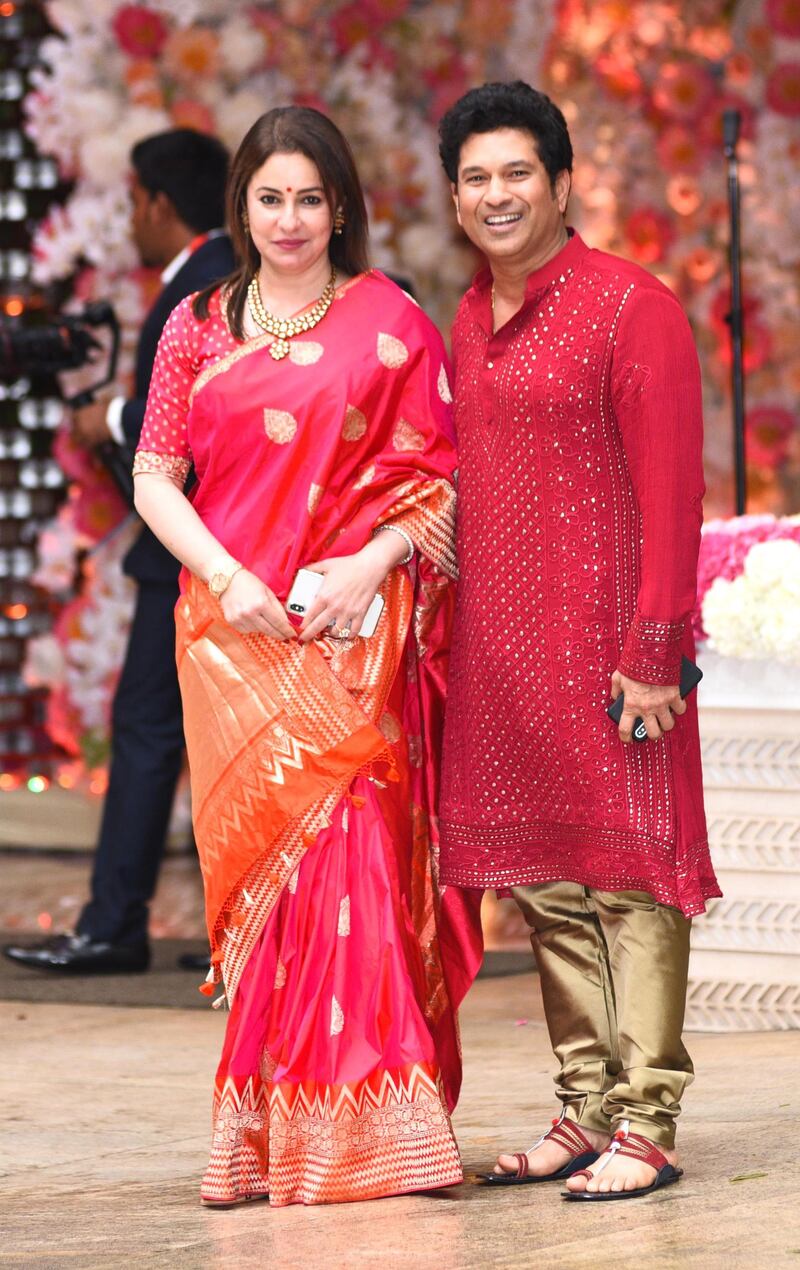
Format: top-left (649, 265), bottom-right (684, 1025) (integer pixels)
top-left (3, 933), bottom-right (150, 974)
top-left (565, 1132), bottom-right (678, 1194)
top-left (494, 1121), bottom-right (609, 1179)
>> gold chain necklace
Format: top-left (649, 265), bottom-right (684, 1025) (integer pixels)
top-left (247, 268), bottom-right (337, 361)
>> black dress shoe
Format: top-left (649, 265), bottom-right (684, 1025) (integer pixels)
top-left (177, 950), bottom-right (211, 972)
top-left (2, 933), bottom-right (150, 974)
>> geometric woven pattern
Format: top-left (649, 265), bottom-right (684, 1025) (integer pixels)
top-left (201, 1061), bottom-right (463, 1207)
top-left (705, 814), bottom-right (800, 873)
top-left (685, 977), bottom-right (800, 1032)
top-left (701, 733), bottom-right (800, 791)
top-left (689, 704), bottom-right (800, 1032)
top-left (692, 899), bottom-right (800, 953)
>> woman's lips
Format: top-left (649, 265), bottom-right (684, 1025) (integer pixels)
top-left (274, 239), bottom-right (307, 249)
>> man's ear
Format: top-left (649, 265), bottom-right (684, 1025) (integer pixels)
top-left (555, 169), bottom-right (571, 216)
top-left (451, 182), bottom-right (462, 227)
top-left (152, 189), bottom-right (177, 226)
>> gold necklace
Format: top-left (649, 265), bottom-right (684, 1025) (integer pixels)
top-left (247, 267), bottom-right (337, 361)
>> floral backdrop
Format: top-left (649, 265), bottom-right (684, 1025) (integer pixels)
top-left (20, 0), bottom-right (800, 774)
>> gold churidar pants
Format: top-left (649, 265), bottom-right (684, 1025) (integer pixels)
top-left (511, 882), bottom-right (694, 1149)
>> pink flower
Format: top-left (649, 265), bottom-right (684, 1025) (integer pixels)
top-left (766, 63), bottom-right (800, 116)
top-left (746, 405), bottom-right (797, 468)
top-left (112, 6), bottom-right (168, 58)
top-left (765, 0), bottom-right (800, 38)
top-left (622, 208), bottom-right (675, 264)
top-left (652, 61), bottom-right (715, 122)
top-left (171, 99), bottom-right (216, 134)
top-left (162, 27), bottom-right (219, 81)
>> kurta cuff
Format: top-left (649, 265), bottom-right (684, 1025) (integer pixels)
top-left (618, 612), bottom-right (685, 685)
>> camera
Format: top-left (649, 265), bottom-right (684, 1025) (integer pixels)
top-left (0, 301), bottom-right (118, 381)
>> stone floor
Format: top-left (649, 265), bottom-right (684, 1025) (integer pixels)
top-left (3, 973), bottom-right (800, 1269)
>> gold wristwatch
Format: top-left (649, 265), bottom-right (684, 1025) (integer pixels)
top-left (207, 560), bottom-right (243, 599)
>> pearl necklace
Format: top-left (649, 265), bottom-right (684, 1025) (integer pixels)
top-left (247, 268), bottom-right (337, 360)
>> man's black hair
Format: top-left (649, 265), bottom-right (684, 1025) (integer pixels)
top-left (438, 81), bottom-right (573, 186)
top-left (131, 128), bottom-right (229, 233)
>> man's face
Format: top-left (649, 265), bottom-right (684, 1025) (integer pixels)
top-left (452, 127), bottom-right (570, 265)
top-left (129, 173), bottom-right (166, 267)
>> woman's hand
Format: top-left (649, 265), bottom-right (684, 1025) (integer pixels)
top-left (610, 669), bottom-right (686, 743)
top-left (221, 569), bottom-right (295, 640)
top-left (298, 533), bottom-right (408, 643)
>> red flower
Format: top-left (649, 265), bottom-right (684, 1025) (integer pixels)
top-left (656, 127), bottom-right (706, 174)
top-left (745, 405), bottom-right (796, 467)
top-left (112, 5), bottom-right (168, 58)
top-left (765, 0), bottom-right (800, 38)
top-left (709, 286), bottom-right (762, 335)
top-left (623, 208), bottom-right (675, 264)
top-left (330, 4), bottom-right (373, 51)
top-left (652, 61), bottom-right (715, 122)
top-left (766, 63), bottom-right (800, 116)
top-left (593, 54), bottom-right (644, 102)
top-left (359, 0), bottom-right (410, 24)
top-left (699, 94), bottom-right (757, 148)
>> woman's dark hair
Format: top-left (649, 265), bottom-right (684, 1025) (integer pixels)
top-left (194, 106), bottom-right (370, 340)
top-left (131, 129), bottom-right (229, 233)
top-left (438, 81), bottom-right (573, 186)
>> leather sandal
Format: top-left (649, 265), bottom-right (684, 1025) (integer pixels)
top-left (480, 1107), bottom-right (602, 1185)
top-left (562, 1121), bottom-right (682, 1201)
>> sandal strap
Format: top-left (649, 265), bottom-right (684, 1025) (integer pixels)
top-left (609, 1129), bottom-right (669, 1172)
top-left (512, 1152), bottom-right (529, 1179)
top-left (545, 1117), bottom-right (599, 1159)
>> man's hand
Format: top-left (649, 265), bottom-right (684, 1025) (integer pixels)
top-left (71, 399), bottom-right (112, 448)
top-left (610, 669), bottom-right (686, 744)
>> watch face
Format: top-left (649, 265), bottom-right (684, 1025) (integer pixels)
top-left (209, 572), bottom-right (227, 596)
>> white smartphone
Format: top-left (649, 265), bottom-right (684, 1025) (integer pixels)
top-left (286, 567), bottom-right (385, 638)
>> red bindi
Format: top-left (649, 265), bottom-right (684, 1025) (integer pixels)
top-left (286, 186), bottom-right (292, 192)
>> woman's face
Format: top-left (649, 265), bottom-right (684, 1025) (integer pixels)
top-left (245, 150), bottom-right (334, 277)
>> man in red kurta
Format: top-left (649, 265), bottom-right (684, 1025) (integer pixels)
top-left (438, 81), bottom-right (720, 1200)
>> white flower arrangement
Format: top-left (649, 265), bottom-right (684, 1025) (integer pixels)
top-left (702, 539), bottom-right (800, 665)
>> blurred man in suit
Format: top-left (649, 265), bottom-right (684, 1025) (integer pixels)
top-left (5, 129), bottom-right (234, 973)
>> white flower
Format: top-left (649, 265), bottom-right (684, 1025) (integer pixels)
top-left (703, 539), bottom-right (800, 664)
top-left (744, 539), bottom-right (800, 593)
top-left (215, 87), bottom-right (271, 151)
top-left (23, 634), bottom-right (67, 688)
top-left (218, 15), bottom-right (268, 76)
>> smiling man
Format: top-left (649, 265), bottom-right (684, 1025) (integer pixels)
top-left (437, 82), bottom-right (720, 1202)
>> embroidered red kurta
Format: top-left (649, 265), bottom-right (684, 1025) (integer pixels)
top-left (439, 232), bottom-right (720, 917)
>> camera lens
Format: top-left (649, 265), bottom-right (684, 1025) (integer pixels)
top-left (289, 603), bottom-right (304, 613)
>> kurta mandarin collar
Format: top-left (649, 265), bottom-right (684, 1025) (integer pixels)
top-left (468, 229), bottom-right (590, 334)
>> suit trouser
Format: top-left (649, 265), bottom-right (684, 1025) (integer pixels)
top-left (511, 881), bottom-right (693, 1149)
top-left (77, 580), bottom-right (184, 946)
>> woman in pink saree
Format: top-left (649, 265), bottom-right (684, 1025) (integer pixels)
top-left (132, 107), bottom-right (482, 1208)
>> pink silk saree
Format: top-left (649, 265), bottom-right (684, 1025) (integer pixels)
top-left (134, 272), bottom-right (483, 1207)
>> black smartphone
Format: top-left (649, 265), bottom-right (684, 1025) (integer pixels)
top-left (607, 656), bottom-right (703, 743)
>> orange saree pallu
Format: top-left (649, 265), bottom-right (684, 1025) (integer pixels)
top-left (135, 272), bottom-right (483, 1207)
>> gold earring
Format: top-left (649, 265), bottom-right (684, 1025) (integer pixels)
top-left (242, 210), bottom-right (250, 233)
top-left (333, 207), bottom-right (345, 235)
